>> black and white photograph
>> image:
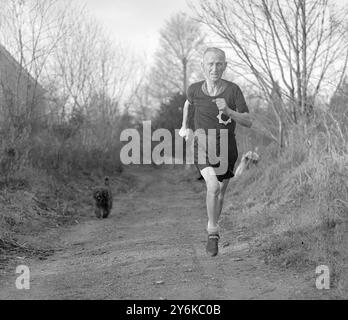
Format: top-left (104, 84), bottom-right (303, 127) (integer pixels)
top-left (0, 0), bottom-right (347, 304)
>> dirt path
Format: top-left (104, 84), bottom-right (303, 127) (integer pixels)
top-left (0, 166), bottom-right (309, 300)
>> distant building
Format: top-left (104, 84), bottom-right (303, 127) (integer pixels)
top-left (0, 43), bottom-right (46, 125)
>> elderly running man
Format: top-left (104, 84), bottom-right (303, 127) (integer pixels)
top-left (180, 47), bottom-right (253, 257)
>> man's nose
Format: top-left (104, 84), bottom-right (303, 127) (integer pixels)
top-left (212, 64), bottom-right (218, 72)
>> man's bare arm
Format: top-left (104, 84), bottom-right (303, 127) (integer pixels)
top-left (226, 109), bottom-right (253, 128)
top-left (179, 100), bottom-right (192, 140)
top-left (181, 100), bottom-right (191, 129)
top-left (214, 98), bottom-right (253, 128)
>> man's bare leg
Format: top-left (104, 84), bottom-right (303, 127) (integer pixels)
top-left (201, 167), bottom-right (230, 231)
top-left (201, 167), bottom-right (231, 256)
top-left (216, 178), bottom-right (230, 222)
top-left (201, 167), bottom-right (221, 234)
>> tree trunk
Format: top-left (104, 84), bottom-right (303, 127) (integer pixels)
top-left (183, 57), bottom-right (188, 94)
top-left (278, 120), bottom-right (284, 157)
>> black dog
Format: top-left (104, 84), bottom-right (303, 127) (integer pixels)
top-left (93, 177), bottom-right (113, 219)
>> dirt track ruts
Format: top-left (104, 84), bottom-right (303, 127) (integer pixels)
top-left (0, 166), bottom-right (309, 300)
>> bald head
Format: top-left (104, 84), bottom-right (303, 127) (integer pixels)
top-left (203, 47), bottom-right (226, 62)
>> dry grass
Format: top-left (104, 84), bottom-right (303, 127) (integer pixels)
top-left (0, 166), bottom-right (135, 268)
top-left (226, 115), bottom-right (348, 298)
top-left (0, 110), bottom-right (128, 259)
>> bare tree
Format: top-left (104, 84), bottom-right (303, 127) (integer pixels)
top-left (124, 55), bottom-right (157, 123)
top-left (50, 9), bottom-right (134, 121)
top-left (192, 0), bottom-right (348, 150)
top-left (0, 0), bottom-right (71, 177)
top-left (0, 0), bottom-right (70, 100)
top-left (128, 78), bottom-right (153, 122)
top-left (149, 12), bottom-right (206, 102)
top-left (41, 6), bottom-right (137, 156)
top-left (0, 1), bottom-right (135, 175)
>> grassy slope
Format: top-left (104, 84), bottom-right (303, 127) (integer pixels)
top-left (224, 131), bottom-right (348, 298)
top-left (1, 136), bottom-right (347, 298)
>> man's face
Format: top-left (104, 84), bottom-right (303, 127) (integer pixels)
top-left (202, 51), bottom-right (227, 83)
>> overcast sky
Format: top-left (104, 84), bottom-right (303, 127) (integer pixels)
top-left (79, 0), bottom-right (348, 60)
top-left (79, 0), bottom-right (191, 59)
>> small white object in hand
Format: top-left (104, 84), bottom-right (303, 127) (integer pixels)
top-left (179, 128), bottom-right (189, 141)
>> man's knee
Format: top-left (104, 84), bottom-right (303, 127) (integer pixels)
top-left (207, 181), bottom-right (221, 197)
top-left (218, 192), bottom-right (225, 202)
top-left (218, 189), bottom-right (226, 202)
top-left (201, 167), bottom-right (222, 197)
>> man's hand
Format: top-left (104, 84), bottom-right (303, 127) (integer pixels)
top-left (179, 127), bottom-right (189, 141)
top-left (214, 98), bottom-right (253, 128)
top-left (214, 98), bottom-right (230, 116)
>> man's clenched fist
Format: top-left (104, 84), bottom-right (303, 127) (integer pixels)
top-left (213, 98), bottom-right (229, 116)
top-left (179, 127), bottom-right (189, 141)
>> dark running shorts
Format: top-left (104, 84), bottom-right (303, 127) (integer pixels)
top-left (193, 132), bottom-right (238, 182)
